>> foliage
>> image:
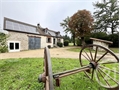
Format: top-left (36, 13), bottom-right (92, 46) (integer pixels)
top-left (0, 33), bottom-right (8, 53)
top-left (64, 40), bottom-right (69, 46)
top-left (47, 45), bottom-right (51, 48)
top-left (57, 42), bottom-right (63, 47)
top-left (60, 17), bottom-right (76, 46)
top-left (107, 32), bottom-right (119, 47)
top-left (0, 58), bottom-right (107, 90)
top-left (91, 32), bottom-right (108, 40)
top-left (68, 9), bottom-right (94, 37)
top-left (93, 0), bottom-right (119, 34)
top-left (63, 35), bottom-right (71, 43)
top-left (68, 9), bottom-right (94, 46)
top-left (76, 38), bottom-right (81, 46)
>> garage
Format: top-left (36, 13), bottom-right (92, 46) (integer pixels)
top-left (29, 37), bottom-right (41, 49)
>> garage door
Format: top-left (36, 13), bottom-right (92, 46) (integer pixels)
top-left (29, 37), bottom-right (41, 49)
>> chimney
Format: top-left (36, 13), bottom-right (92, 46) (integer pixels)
top-left (37, 23), bottom-right (40, 27)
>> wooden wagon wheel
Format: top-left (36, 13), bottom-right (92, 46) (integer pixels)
top-left (38, 47), bottom-right (54, 90)
top-left (79, 44), bottom-right (119, 89)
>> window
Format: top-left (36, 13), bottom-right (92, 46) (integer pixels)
top-left (47, 37), bottom-right (51, 43)
top-left (15, 43), bottom-right (19, 49)
top-left (8, 41), bottom-right (20, 52)
top-left (57, 39), bottom-right (61, 43)
top-left (10, 43), bottom-right (14, 50)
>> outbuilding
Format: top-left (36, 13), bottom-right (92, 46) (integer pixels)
top-left (90, 37), bottom-right (113, 51)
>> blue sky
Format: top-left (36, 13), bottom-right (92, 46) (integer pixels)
top-left (0, 0), bottom-right (99, 35)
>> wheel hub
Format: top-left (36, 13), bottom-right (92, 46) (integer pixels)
top-left (89, 61), bottom-right (98, 69)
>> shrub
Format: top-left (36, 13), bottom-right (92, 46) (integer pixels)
top-left (91, 32), bottom-right (108, 40)
top-left (57, 42), bottom-right (63, 47)
top-left (76, 38), bottom-right (81, 46)
top-left (0, 33), bottom-right (8, 53)
top-left (108, 33), bottom-right (119, 47)
top-left (64, 40), bottom-right (69, 46)
top-left (47, 45), bottom-right (51, 48)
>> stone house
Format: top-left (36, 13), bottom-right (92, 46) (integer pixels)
top-left (3, 17), bottom-right (63, 52)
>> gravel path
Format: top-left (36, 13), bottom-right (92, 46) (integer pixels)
top-left (0, 47), bottom-right (80, 59)
top-left (0, 47), bottom-right (119, 60)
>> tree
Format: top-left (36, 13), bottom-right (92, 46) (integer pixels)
top-left (60, 17), bottom-right (76, 46)
top-left (0, 33), bottom-right (8, 53)
top-left (93, 0), bottom-right (119, 34)
top-left (68, 9), bottom-right (94, 46)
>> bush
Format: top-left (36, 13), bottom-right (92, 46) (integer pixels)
top-left (76, 38), bottom-right (81, 46)
top-left (108, 33), bottom-right (119, 47)
top-left (0, 33), bottom-right (8, 53)
top-left (64, 40), bottom-right (69, 46)
top-left (91, 32), bottom-right (108, 40)
top-left (57, 42), bottom-right (63, 47)
top-left (47, 45), bottom-right (51, 48)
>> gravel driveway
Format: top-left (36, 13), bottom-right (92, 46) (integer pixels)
top-left (0, 47), bottom-right (80, 59)
top-left (0, 47), bottom-right (118, 60)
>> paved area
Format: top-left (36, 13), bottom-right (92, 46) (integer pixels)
top-left (0, 47), bottom-right (80, 59)
top-left (0, 47), bottom-right (119, 60)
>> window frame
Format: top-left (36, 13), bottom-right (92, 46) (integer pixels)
top-left (8, 41), bottom-right (20, 52)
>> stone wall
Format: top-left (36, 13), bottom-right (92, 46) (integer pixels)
top-left (7, 31), bottom-right (28, 51)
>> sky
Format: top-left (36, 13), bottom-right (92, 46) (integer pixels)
top-left (0, 0), bottom-right (100, 35)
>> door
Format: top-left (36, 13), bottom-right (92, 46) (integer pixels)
top-left (29, 37), bottom-right (41, 49)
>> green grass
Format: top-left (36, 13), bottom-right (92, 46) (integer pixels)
top-left (110, 48), bottom-right (119, 53)
top-left (0, 58), bottom-right (108, 90)
top-left (67, 47), bottom-right (119, 53)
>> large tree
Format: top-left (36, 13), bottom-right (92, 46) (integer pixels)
top-left (68, 9), bottom-right (94, 46)
top-left (93, 0), bottom-right (119, 34)
top-left (60, 17), bottom-right (76, 46)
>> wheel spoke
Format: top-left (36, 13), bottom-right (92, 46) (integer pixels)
top-left (98, 67), bottom-right (119, 85)
top-left (84, 50), bottom-right (92, 61)
top-left (97, 51), bottom-right (108, 63)
top-left (81, 53), bottom-right (91, 62)
top-left (99, 62), bottom-right (118, 64)
top-left (94, 46), bottom-right (98, 61)
top-left (91, 69), bottom-right (94, 80)
top-left (97, 68), bottom-right (111, 88)
top-left (84, 71), bottom-right (91, 79)
top-left (99, 65), bottom-right (119, 74)
top-left (95, 69), bottom-right (100, 83)
top-left (89, 47), bottom-right (94, 61)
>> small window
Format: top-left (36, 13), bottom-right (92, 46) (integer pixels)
top-left (8, 41), bottom-right (20, 52)
top-left (15, 43), bottom-right (19, 49)
top-left (10, 43), bottom-right (14, 50)
top-left (57, 39), bottom-right (61, 43)
top-left (47, 37), bottom-right (51, 43)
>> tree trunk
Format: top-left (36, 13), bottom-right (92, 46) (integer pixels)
top-left (73, 32), bottom-right (75, 46)
top-left (111, 23), bottom-right (114, 34)
top-left (81, 37), bottom-right (86, 47)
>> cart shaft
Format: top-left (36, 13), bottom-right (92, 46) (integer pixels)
top-left (53, 65), bottom-right (91, 78)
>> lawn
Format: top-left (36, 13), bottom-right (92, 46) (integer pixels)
top-left (67, 46), bottom-right (119, 53)
top-left (0, 58), bottom-right (107, 90)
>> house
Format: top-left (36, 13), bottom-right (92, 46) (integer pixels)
top-left (3, 17), bottom-right (63, 52)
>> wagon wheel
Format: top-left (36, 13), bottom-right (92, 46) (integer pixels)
top-left (43, 47), bottom-right (54, 90)
top-left (79, 44), bottom-right (119, 89)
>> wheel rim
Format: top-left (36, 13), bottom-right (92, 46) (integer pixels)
top-left (79, 44), bottom-right (119, 89)
top-left (44, 47), bottom-right (54, 90)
